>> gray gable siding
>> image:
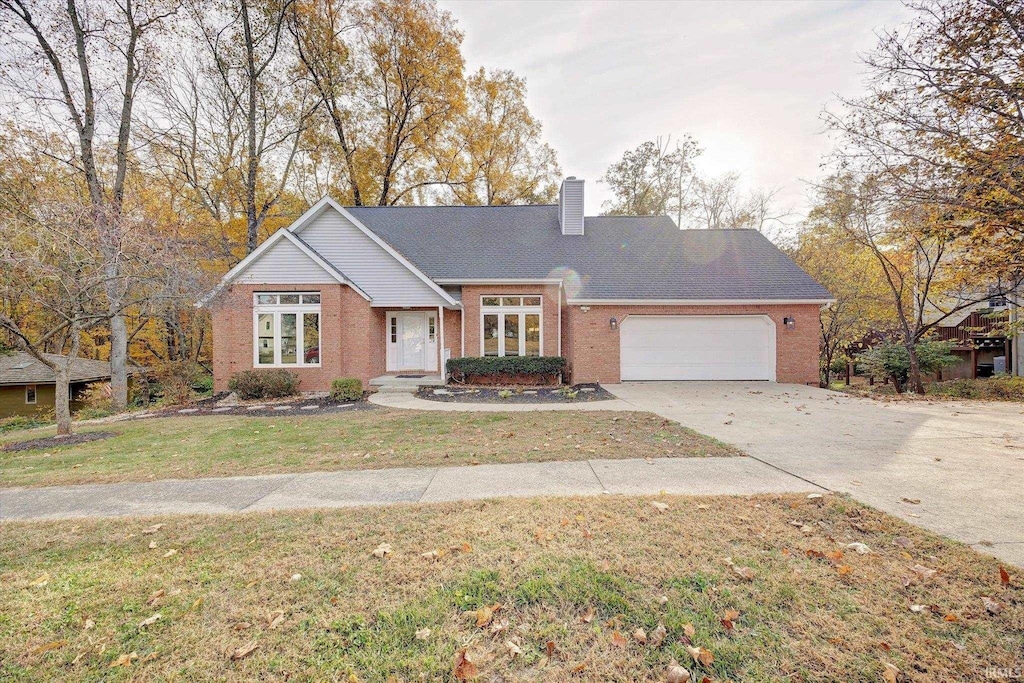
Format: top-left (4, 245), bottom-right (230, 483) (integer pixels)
top-left (234, 238), bottom-right (338, 285)
top-left (296, 208), bottom-right (448, 307)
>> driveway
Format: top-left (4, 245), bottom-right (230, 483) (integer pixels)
top-left (608, 382), bottom-right (1024, 566)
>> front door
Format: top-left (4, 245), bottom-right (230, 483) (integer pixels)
top-left (386, 311), bottom-right (438, 372)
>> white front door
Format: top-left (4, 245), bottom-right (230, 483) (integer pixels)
top-left (386, 311), bottom-right (439, 372)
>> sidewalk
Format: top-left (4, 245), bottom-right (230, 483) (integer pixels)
top-left (0, 456), bottom-right (819, 521)
top-left (369, 392), bottom-right (640, 412)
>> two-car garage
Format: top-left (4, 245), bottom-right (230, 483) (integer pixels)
top-left (619, 315), bottom-right (777, 381)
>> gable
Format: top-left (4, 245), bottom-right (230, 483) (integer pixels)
top-left (232, 237), bottom-right (341, 286)
top-left (294, 205), bottom-right (451, 307)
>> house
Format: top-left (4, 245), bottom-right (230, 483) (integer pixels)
top-left (0, 352), bottom-right (115, 418)
top-left (928, 293), bottom-right (1020, 379)
top-left (208, 178), bottom-right (832, 391)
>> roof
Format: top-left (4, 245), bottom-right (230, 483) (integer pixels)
top-left (0, 352), bottom-right (117, 386)
top-left (345, 205), bottom-right (832, 301)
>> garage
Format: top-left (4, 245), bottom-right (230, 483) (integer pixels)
top-left (619, 315), bottom-right (776, 381)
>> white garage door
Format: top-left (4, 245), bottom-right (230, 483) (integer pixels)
top-left (620, 315), bottom-right (776, 381)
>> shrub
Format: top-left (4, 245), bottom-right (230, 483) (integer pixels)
top-left (153, 360), bottom-right (206, 406)
top-left (856, 341), bottom-right (958, 392)
top-left (446, 356), bottom-right (566, 385)
top-left (330, 378), bottom-right (363, 401)
top-left (498, 389), bottom-right (513, 399)
top-left (929, 376), bottom-right (1024, 401)
top-left (77, 382), bottom-right (113, 414)
top-left (228, 369), bottom-right (300, 400)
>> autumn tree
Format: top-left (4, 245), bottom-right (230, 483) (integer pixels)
top-left (0, 0), bottom-right (178, 411)
top-left (600, 136), bottom-right (701, 225)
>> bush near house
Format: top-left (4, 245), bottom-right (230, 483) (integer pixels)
top-left (446, 356), bottom-right (567, 385)
top-left (929, 375), bottom-right (1024, 401)
top-left (856, 341), bottom-right (958, 392)
top-left (329, 378), bottom-right (363, 401)
top-left (228, 369), bottom-right (300, 400)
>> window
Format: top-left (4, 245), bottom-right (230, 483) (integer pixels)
top-left (253, 292), bottom-right (321, 367)
top-left (428, 316), bottom-right (436, 343)
top-left (25, 384), bottom-right (37, 405)
top-left (988, 286), bottom-right (1008, 308)
top-left (480, 295), bottom-right (542, 357)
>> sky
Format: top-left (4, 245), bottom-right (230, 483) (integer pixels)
top-left (438, 0), bottom-right (914, 228)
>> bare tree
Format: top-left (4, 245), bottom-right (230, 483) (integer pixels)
top-left (600, 135), bottom-right (701, 223)
top-left (0, 0), bottom-right (178, 410)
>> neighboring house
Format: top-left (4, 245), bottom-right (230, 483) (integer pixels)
top-left (0, 352), bottom-right (114, 418)
top-left (928, 291), bottom-right (1020, 379)
top-left (207, 178), bottom-right (832, 390)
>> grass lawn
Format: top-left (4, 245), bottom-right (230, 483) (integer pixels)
top-left (0, 410), bottom-right (737, 488)
top-left (1, 494), bottom-right (1020, 681)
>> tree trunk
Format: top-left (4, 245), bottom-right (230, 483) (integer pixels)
top-left (906, 340), bottom-right (925, 395)
top-left (54, 364), bottom-right (73, 436)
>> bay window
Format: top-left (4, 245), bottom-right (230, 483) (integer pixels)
top-left (254, 293), bottom-right (321, 367)
top-left (481, 296), bottom-right (542, 357)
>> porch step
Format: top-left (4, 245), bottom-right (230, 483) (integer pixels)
top-left (369, 374), bottom-right (444, 393)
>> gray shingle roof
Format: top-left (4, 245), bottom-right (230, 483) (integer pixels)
top-left (345, 205), bottom-right (831, 301)
top-left (0, 352), bottom-right (116, 386)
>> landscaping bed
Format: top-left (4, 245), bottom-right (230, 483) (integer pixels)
top-left (152, 392), bottom-right (377, 419)
top-left (1, 431), bottom-right (115, 453)
top-left (0, 410), bottom-right (736, 488)
top-left (417, 383), bottom-right (614, 404)
top-left (2, 493), bottom-right (1019, 681)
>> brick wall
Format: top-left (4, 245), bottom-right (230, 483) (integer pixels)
top-left (564, 303), bottom-right (822, 385)
top-left (211, 283), bottom-right (383, 392)
top-left (461, 284), bottom-right (562, 357)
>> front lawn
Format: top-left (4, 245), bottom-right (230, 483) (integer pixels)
top-left (1, 494), bottom-right (1019, 681)
top-left (0, 410), bottom-right (737, 488)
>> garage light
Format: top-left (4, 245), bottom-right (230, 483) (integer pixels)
top-left (609, 317), bottom-right (618, 330)
top-left (783, 316), bottom-right (796, 330)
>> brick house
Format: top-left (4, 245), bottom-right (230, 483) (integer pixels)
top-left (206, 178), bottom-right (831, 391)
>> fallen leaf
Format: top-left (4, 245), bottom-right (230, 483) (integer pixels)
top-left (909, 604), bottom-right (926, 613)
top-left (504, 640), bottom-right (522, 658)
top-left (109, 652), bottom-right (139, 668)
top-left (148, 541), bottom-right (158, 550)
top-left (982, 597), bottom-right (1003, 615)
top-left (883, 661), bottom-right (899, 683)
top-left (651, 501), bottom-right (670, 513)
top-left (139, 613), bottom-right (161, 628)
top-left (28, 573), bottom-right (50, 588)
top-left (900, 497), bottom-right (921, 505)
top-left (420, 550), bottom-right (440, 561)
top-left (610, 630), bottom-right (628, 648)
top-left (724, 557), bottom-right (754, 581)
top-left (31, 640), bottom-right (67, 655)
top-left (231, 622), bottom-right (253, 631)
top-left (142, 524), bottom-right (164, 535)
top-left (649, 622), bottom-right (667, 647)
top-left (453, 649), bottom-right (478, 680)
top-left (545, 640), bottom-right (556, 657)
top-left (191, 597), bottom-right (204, 611)
top-left (268, 610), bottom-right (285, 630)
top-left (943, 613), bottom-right (959, 622)
top-left (633, 627), bottom-right (647, 644)
top-left (371, 542), bottom-right (392, 558)
top-left (723, 609), bottom-right (740, 622)
top-left (911, 564), bottom-right (937, 582)
top-left (230, 641), bottom-right (258, 661)
top-left (837, 564), bottom-right (853, 577)
top-left (580, 606), bottom-right (595, 623)
top-left (162, 549), bottom-right (177, 559)
top-left (475, 605), bottom-right (494, 628)
top-left (83, 619), bottom-right (95, 630)
top-left (846, 542), bottom-right (871, 554)
top-left (658, 595), bottom-right (669, 605)
top-left (1000, 566), bottom-right (1011, 586)
top-left (807, 493), bottom-right (824, 500)
top-left (666, 660), bottom-right (691, 683)
top-left (892, 536), bottom-right (914, 549)
top-left (415, 627), bottom-right (431, 641)
top-left (489, 618), bottom-right (509, 636)
top-left (146, 589), bottom-right (165, 606)
top-left (683, 622), bottom-right (696, 638)
top-left (685, 644), bottom-right (715, 666)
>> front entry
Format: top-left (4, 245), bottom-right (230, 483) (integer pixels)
top-left (386, 311), bottom-right (438, 372)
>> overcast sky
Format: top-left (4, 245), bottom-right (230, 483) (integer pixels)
top-left (438, 0), bottom-right (913, 227)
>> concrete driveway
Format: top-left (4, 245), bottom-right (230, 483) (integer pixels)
top-left (607, 382), bottom-right (1024, 566)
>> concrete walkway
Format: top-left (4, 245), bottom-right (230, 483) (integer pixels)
top-left (369, 391), bottom-right (640, 412)
top-left (0, 456), bottom-right (816, 521)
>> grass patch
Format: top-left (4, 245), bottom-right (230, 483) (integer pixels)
top-left (0, 410), bottom-right (737, 488)
top-left (0, 494), bottom-right (1019, 681)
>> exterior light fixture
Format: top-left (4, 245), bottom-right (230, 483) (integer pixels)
top-left (783, 316), bottom-right (796, 330)
top-left (609, 317), bottom-right (618, 330)
top-left (580, 306), bottom-right (591, 312)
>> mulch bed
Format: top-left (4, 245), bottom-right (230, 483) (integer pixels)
top-left (2, 431), bottom-right (116, 452)
top-left (415, 383), bottom-right (615, 404)
top-left (151, 394), bottom-right (377, 418)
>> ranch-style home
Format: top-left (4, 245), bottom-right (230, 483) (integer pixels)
top-left (207, 178), bottom-right (832, 391)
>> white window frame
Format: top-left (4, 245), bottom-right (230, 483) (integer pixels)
top-left (480, 295), bottom-right (543, 357)
top-left (25, 384), bottom-right (37, 405)
top-left (252, 292), bottom-right (323, 368)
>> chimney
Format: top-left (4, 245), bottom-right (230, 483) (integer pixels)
top-left (559, 177), bottom-right (585, 235)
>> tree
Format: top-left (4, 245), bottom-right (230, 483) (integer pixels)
top-left (600, 136), bottom-right (701, 225)
top-left (0, 0), bottom-right (178, 411)
top-left (442, 68), bottom-right (560, 205)
top-left (857, 340), bottom-right (959, 393)
top-left (691, 173), bottom-right (791, 234)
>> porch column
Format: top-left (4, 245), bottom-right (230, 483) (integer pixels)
top-left (438, 305), bottom-right (446, 382)
top-left (971, 348), bottom-right (978, 379)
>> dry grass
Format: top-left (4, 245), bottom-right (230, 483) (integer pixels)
top-left (0, 409), bottom-right (737, 489)
top-left (1, 494), bottom-right (1020, 681)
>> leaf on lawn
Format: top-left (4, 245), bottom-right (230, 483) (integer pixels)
top-left (453, 648), bottom-right (478, 680)
top-left (28, 573), bottom-right (50, 588)
top-left (683, 622), bottom-right (696, 638)
top-left (982, 597), bottom-right (1003, 615)
top-left (909, 604), bottom-right (926, 613)
top-left (420, 550), bottom-right (441, 561)
top-left (883, 661), bottom-right (900, 683)
top-left (191, 597), bottom-right (204, 611)
top-left (686, 644), bottom-right (715, 666)
top-left (658, 595), bottom-right (669, 605)
top-left (139, 613), bottom-right (161, 628)
top-left (807, 493), bottom-right (824, 500)
top-left (83, 618), bottom-right (95, 631)
top-left (489, 618), bottom-right (510, 636)
top-left (110, 652), bottom-right (139, 668)
top-left (1000, 566), bottom-right (1011, 586)
top-left (268, 610), bottom-right (286, 630)
top-left (806, 549), bottom-right (826, 560)
top-left (666, 660), bottom-right (691, 683)
top-left (230, 641), bottom-right (258, 661)
top-left (580, 606), bottom-right (595, 623)
top-left (146, 589), bottom-right (165, 606)
top-left (943, 613), bottom-right (959, 622)
top-left (892, 536), bottom-right (914, 549)
top-left (826, 550), bottom-right (844, 564)
top-left (415, 627), bottom-right (431, 641)
top-left (231, 622), bottom-right (253, 632)
top-left (148, 541), bottom-right (158, 550)
top-left (650, 501), bottom-right (670, 513)
top-left (723, 609), bottom-right (740, 622)
top-left (475, 605), bottom-right (494, 628)
top-left (649, 622), bottom-right (667, 647)
top-left (504, 640), bottom-right (522, 658)
top-left (545, 640), bottom-right (556, 657)
top-left (724, 557), bottom-right (754, 581)
top-left (31, 640), bottom-right (67, 655)
top-left (846, 542), bottom-right (871, 554)
top-left (837, 564), bottom-right (853, 577)
top-left (162, 549), bottom-right (177, 559)
top-left (633, 627), bottom-right (647, 644)
top-left (911, 564), bottom-right (937, 582)
top-left (141, 524), bottom-right (164, 535)
top-left (371, 542), bottom-right (392, 558)
top-left (610, 630), bottom-right (628, 648)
